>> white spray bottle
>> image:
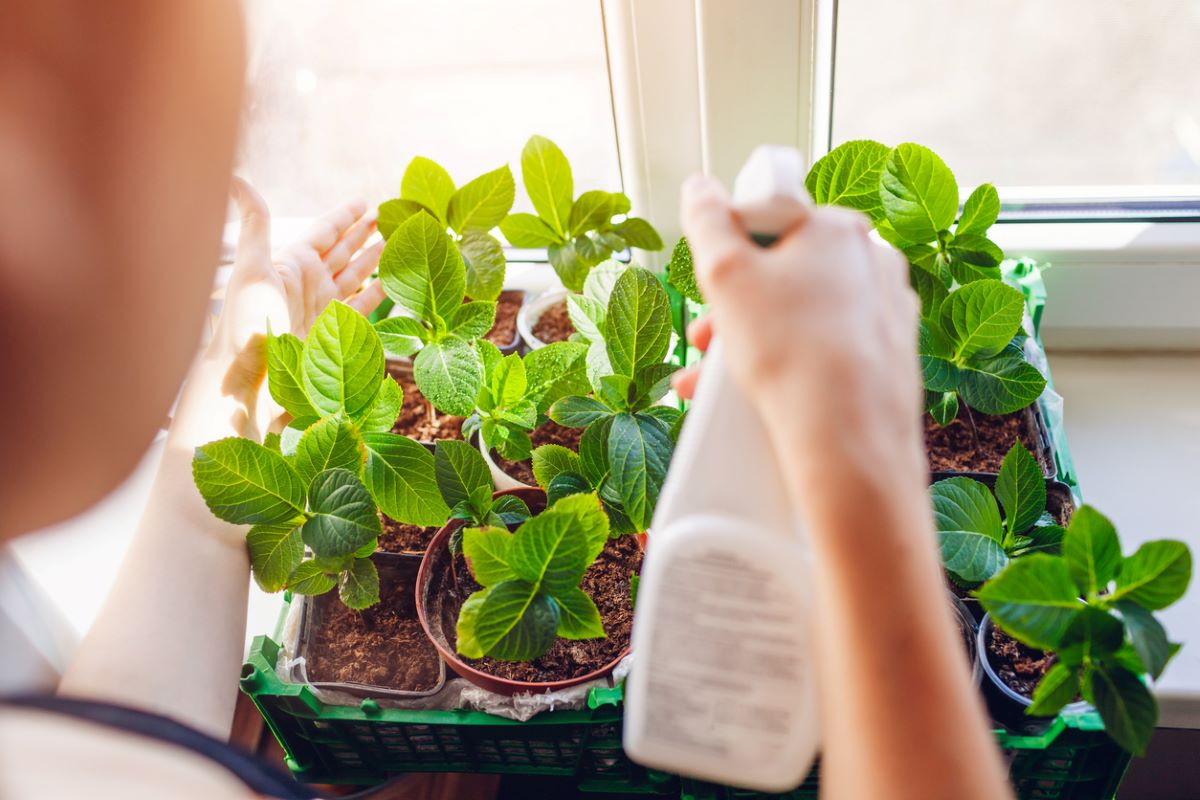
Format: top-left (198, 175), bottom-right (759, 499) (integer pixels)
top-left (622, 146), bottom-right (820, 793)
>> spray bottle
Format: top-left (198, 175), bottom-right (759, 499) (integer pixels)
top-left (622, 146), bottom-right (820, 793)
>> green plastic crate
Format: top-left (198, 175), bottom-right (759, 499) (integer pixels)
top-left (243, 631), bottom-right (1128, 798)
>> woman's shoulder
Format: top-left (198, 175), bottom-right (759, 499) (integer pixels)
top-left (0, 706), bottom-right (261, 800)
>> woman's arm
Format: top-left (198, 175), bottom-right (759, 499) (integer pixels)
top-left (58, 185), bottom-right (385, 738)
top-left (676, 177), bottom-right (1012, 800)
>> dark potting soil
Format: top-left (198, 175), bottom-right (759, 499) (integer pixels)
top-left (483, 290), bottom-right (523, 349)
top-left (378, 515), bottom-right (437, 554)
top-left (436, 534), bottom-right (642, 683)
top-left (532, 299), bottom-right (575, 344)
top-left (987, 623), bottom-right (1057, 699)
top-left (925, 407), bottom-right (1044, 474)
top-left (389, 371), bottom-right (465, 442)
top-left (492, 421), bottom-right (584, 486)
top-left (306, 568), bottom-right (442, 692)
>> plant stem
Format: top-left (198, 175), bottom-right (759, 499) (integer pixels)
top-left (962, 403), bottom-right (982, 450)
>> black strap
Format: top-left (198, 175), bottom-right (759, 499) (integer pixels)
top-left (1, 694), bottom-right (318, 799)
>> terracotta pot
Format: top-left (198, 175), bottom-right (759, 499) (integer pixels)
top-left (415, 487), bottom-right (634, 696)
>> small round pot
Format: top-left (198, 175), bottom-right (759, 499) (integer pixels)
top-left (515, 289), bottom-right (570, 351)
top-left (415, 487), bottom-right (633, 696)
top-left (475, 433), bottom-right (532, 491)
top-left (950, 594), bottom-right (983, 687)
top-left (977, 613), bottom-right (1090, 716)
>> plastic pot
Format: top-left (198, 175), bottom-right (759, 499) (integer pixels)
top-left (473, 431), bottom-right (531, 491)
top-left (295, 554), bottom-right (447, 699)
top-left (416, 487), bottom-right (633, 696)
top-left (928, 402), bottom-right (1058, 481)
top-left (977, 613), bottom-right (1090, 729)
top-left (488, 289), bottom-right (528, 356)
top-left (951, 594), bottom-right (984, 687)
top-left (515, 289), bottom-right (570, 352)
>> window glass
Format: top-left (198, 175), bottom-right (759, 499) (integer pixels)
top-left (237, 0), bottom-right (618, 217)
top-left (833, 1), bottom-right (1200, 190)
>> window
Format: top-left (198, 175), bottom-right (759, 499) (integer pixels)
top-left (237, 0), bottom-right (619, 217)
top-left (832, 0), bottom-right (1200, 196)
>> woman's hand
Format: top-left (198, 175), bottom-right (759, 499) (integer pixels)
top-left (670, 175), bottom-right (924, 502)
top-left (173, 180), bottom-right (386, 447)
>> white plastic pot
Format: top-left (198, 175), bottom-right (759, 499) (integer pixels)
top-left (515, 289), bottom-right (571, 352)
top-left (977, 613), bottom-right (1090, 715)
top-left (473, 432), bottom-right (533, 491)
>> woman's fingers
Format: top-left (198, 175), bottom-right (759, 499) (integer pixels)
top-left (680, 174), bottom-right (752, 294)
top-left (335, 237), bottom-right (384, 296)
top-left (303, 198), bottom-right (368, 255)
top-left (323, 208), bottom-right (378, 274)
top-left (671, 366), bottom-right (702, 400)
top-left (230, 177), bottom-right (272, 278)
top-left (345, 279), bottom-right (386, 316)
top-left (687, 315), bottom-right (714, 352)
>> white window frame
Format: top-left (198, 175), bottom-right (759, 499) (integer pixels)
top-left (601, 0), bottom-right (1200, 350)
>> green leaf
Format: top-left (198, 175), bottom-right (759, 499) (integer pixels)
top-left (547, 492), bottom-right (611, 564)
top-left (491, 494), bottom-right (531, 526)
top-left (376, 198), bottom-right (426, 240)
top-left (548, 240), bottom-right (590, 293)
top-left (584, 260), bottom-right (627, 304)
top-left (614, 218), bottom-right (663, 250)
top-left (642, 406), bottom-right (684, 440)
top-left (435, 440), bottom-right (493, 520)
top-left (339, 557), bottom-right (380, 609)
top-left (499, 213), bottom-right (560, 247)
top-left (267, 333), bottom-right (319, 419)
top-left (946, 233), bottom-right (1004, 284)
top-left (1112, 540), bottom-right (1193, 610)
top-left (509, 506), bottom-right (592, 593)
top-left (1090, 664), bottom-right (1157, 755)
top-left (246, 521), bottom-right (304, 592)
top-left (293, 414), bottom-right (365, 487)
top-left (566, 294), bottom-right (606, 343)
top-left (578, 417), bottom-right (612, 487)
top-left (362, 432), bottom-right (450, 527)
top-left (632, 364), bottom-right (679, 410)
top-left (879, 143), bottom-right (959, 243)
top-left (549, 395), bottom-right (612, 428)
top-left (279, 416), bottom-right (317, 456)
top-left (606, 268), bottom-right (672, 379)
top-left (910, 262), bottom-right (950, 320)
top-left (287, 560), bottom-right (337, 596)
top-left (463, 526), bottom-right (518, 586)
top-left (555, 587), bottom-right (605, 639)
top-left (927, 391), bottom-right (959, 427)
top-left (630, 573), bottom-right (640, 609)
top-left (547, 472), bottom-right (592, 506)
top-left (449, 301), bottom-right (497, 340)
top-left (401, 156), bottom-right (455, 224)
top-left (996, 441), bottom-right (1046, 538)
top-left (942, 279), bottom-right (1026, 361)
top-left (301, 301), bottom-right (384, 418)
top-left (533, 444), bottom-right (583, 490)
top-left (976, 554), bottom-right (1083, 649)
top-left (1116, 600), bottom-right (1174, 680)
top-left (192, 438), bottom-right (306, 525)
top-left (459, 231), bottom-right (507, 302)
top-left (379, 212), bottom-right (465, 323)
top-left (263, 432), bottom-right (282, 453)
top-left (521, 135), bottom-right (573, 237)
top-left (568, 190), bottom-right (614, 235)
top-left (524, 341), bottom-right (590, 414)
top-left (1027, 661), bottom-right (1079, 717)
top-left (472, 580), bottom-right (561, 661)
top-left (918, 319), bottom-right (959, 392)
top-left (374, 315), bottom-right (428, 358)
top-left (359, 377), bottom-right (403, 433)
top-left (490, 352), bottom-right (527, 408)
top-left (1013, 524), bottom-right (1067, 556)
top-left (666, 237), bottom-right (704, 304)
top-left (958, 350), bottom-right (1046, 415)
top-left (1062, 505), bottom-right (1122, 596)
top-left (804, 139), bottom-right (891, 222)
top-left (608, 413), bottom-right (672, 532)
top-left (487, 422), bottom-right (532, 462)
top-left (455, 589), bottom-right (487, 658)
top-left (931, 477), bottom-right (1008, 584)
top-left (448, 165), bottom-right (514, 233)
top-left (956, 183), bottom-right (1001, 237)
top-left (413, 336), bottom-right (483, 417)
top-left (1059, 606), bottom-right (1125, 666)
top-left (301, 468), bottom-right (381, 558)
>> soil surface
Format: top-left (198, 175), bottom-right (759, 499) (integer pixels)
top-left (925, 407), bottom-right (1045, 474)
top-left (306, 564), bottom-right (442, 692)
top-left (493, 421), bottom-right (584, 486)
top-left (433, 534), bottom-right (642, 683)
top-left (987, 623), bottom-right (1057, 698)
top-left (532, 299), bottom-right (575, 344)
top-left (378, 515), bottom-right (437, 554)
top-left (388, 368), bottom-right (465, 442)
top-left (483, 290), bottom-right (523, 349)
